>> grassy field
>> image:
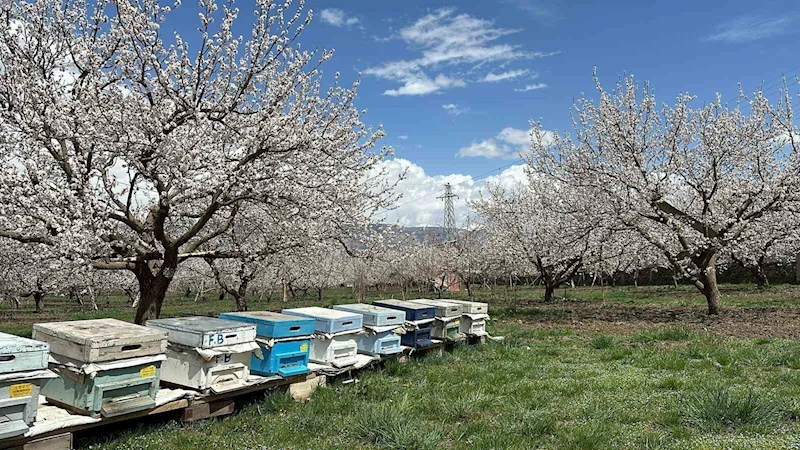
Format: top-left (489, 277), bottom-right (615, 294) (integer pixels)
top-left (4, 284), bottom-right (800, 449)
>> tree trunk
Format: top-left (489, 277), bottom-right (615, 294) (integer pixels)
top-left (756, 269), bottom-right (769, 287)
top-left (543, 283), bottom-right (555, 302)
top-left (317, 287), bottom-right (323, 301)
top-left (33, 292), bottom-right (44, 314)
top-left (133, 258), bottom-right (176, 324)
top-left (696, 255), bottom-right (721, 315)
top-left (233, 293), bottom-right (248, 312)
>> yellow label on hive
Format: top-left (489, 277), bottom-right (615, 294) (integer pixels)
top-left (139, 365), bottom-right (157, 378)
top-left (10, 383), bottom-right (33, 398)
top-left (299, 343), bottom-right (308, 352)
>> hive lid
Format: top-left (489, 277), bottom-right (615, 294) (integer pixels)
top-left (146, 317), bottom-right (256, 334)
top-left (222, 311), bottom-right (309, 323)
top-left (282, 307), bottom-right (360, 320)
top-left (410, 299), bottom-right (460, 308)
top-left (335, 304), bottom-right (397, 313)
top-left (0, 332), bottom-right (49, 354)
top-left (440, 299), bottom-right (488, 307)
top-left (374, 299), bottom-right (433, 310)
top-left (32, 318), bottom-right (166, 348)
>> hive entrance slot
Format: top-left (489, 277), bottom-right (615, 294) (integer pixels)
top-left (225, 334), bottom-right (237, 339)
top-left (387, 316), bottom-right (397, 320)
top-left (289, 326), bottom-right (301, 332)
top-left (0, 355), bottom-right (15, 362)
top-left (341, 321), bottom-right (353, 326)
top-left (121, 345), bottom-right (142, 352)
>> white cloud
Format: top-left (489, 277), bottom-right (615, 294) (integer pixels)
top-left (706, 15), bottom-right (799, 43)
top-left (372, 158), bottom-right (528, 227)
top-left (383, 73), bottom-right (465, 96)
top-left (398, 135), bottom-right (409, 140)
top-left (320, 9), bottom-right (360, 27)
top-left (365, 8), bottom-right (556, 96)
top-left (481, 69), bottom-right (531, 83)
top-left (458, 127), bottom-right (553, 159)
top-left (442, 104), bottom-right (469, 116)
top-left (514, 83), bottom-right (548, 92)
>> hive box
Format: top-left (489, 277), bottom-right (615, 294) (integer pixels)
top-left (333, 304), bottom-right (405, 327)
top-left (282, 307), bottom-right (363, 334)
top-left (0, 333), bottom-right (54, 439)
top-left (146, 317), bottom-right (257, 349)
top-left (400, 327), bottom-right (432, 348)
top-left (147, 317), bottom-right (258, 393)
top-left (220, 311), bottom-right (315, 377)
top-left (459, 315), bottom-right (487, 336)
top-left (33, 319), bottom-right (167, 417)
top-left (372, 300), bottom-right (435, 322)
top-left (308, 335), bottom-right (358, 367)
top-left (431, 319), bottom-right (461, 341)
top-left (439, 299), bottom-right (488, 315)
top-left (356, 332), bottom-right (402, 356)
top-left (409, 299), bottom-right (462, 318)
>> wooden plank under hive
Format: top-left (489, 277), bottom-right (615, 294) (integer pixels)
top-left (32, 319), bottom-right (167, 418)
top-left (0, 333), bottom-right (54, 440)
top-left (146, 317), bottom-right (258, 393)
top-left (219, 311), bottom-right (315, 377)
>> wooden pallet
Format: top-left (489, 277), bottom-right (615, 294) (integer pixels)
top-left (0, 335), bottom-right (486, 449)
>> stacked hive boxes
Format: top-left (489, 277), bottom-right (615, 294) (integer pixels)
top-left (220, 311), bottom-right (314, 377)
top-left (333, 304), bottom-right (404, 355)
top-left (146, 317), bottom-right (259, 394)
top-left (440, 299), bottom-right (489, 336)
top-left (0, 333), bottom-right (55, 439)
top-left (282, 307), bottom-right (361, 368)
top-left (372, 300), bottom-right (434, 348)
top-left (409, 299), bottom-right (462, 340)
top-left (33, 319), bottom-right (167, 417)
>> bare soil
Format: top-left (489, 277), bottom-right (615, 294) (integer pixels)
top-left (507, 300), bottom-right (800, 339)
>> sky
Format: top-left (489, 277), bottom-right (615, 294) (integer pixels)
top-left (167, 0), bottom-right (800, 228)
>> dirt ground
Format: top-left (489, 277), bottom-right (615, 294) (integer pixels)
top-left (507, 300), bottom-right (800, 339)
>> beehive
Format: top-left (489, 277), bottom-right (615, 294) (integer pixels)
top-left (146, 317), bottom-right (258, 393)
top-left (333, 304), bottom-right (405, 327)
top-left (431, 319), bottom-right (462, 340)
top-left (439, 299), bottom-right (488, 315)
top-left (401, 327), bottom-right (432, 348)
top-left (282, 307), bottom-right (363, 334)
top-left (0, 333), bottom-right (54, 439)
top-left (33, 319), bottom-right (167, 417)
top-left (309, 335), bottom-right (358, 367)
top-left (356, 331), bottom-right (402, 355)
top-left (220, 311), bottom-right (315, 377)
top-left (409, 299), bottom-right (462, 318)
top-left (459, 315), bottom-right (487, 336)
top-left (372, 300), bottom-right (435, 322)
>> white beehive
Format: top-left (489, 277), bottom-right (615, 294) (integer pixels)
top-left (309, 335), bottom-right (358, 368)
top-left (459, 315), bottom-right (487, 336)
top-left (439, 299), bottom-right (488, 315)
top-left (147, 317), bottom-right (259, 393)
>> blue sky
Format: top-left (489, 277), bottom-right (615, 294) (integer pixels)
top-left (167, 0), bottom-right (800, 226)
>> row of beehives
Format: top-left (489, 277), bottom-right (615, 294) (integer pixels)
top-left (0, 298), bottom-right (488, 440)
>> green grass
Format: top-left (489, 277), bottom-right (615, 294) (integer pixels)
top-left (5, 284), bottom-right (800, 449)
top-left (75, 320), bottom-right (800, 450)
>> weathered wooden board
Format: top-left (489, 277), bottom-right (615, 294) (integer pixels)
top-left (32, 319), bottom-right (166, 363)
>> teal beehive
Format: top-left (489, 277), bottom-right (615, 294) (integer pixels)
top-left (0, 333), bottom-right (54, 439)
top-left (33, 319), bottom-right (167, 417)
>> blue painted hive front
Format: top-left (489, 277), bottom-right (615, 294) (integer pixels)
top-left (401, 327), bottom-right (432, 348)
top-left (220, 311), bottom-right (314, 377)
top-left (372, 300), bottom-right (435, 322)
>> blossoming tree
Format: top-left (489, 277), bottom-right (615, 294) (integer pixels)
top-left (0, 0), bottom-right (393, 323)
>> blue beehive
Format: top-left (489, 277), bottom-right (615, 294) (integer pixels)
top-left (220, 311), bottom-right (314, 377)
top-left (356, 332), bottom-right (402, 355)
top-left (372, 300), bottom-right (435, 322)
top-left (0, 333), bottom-right (53, 439)
top-left (281, 307), bottom-right (363, 334)
top-left (400, 327), bottom-right (432, 348)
